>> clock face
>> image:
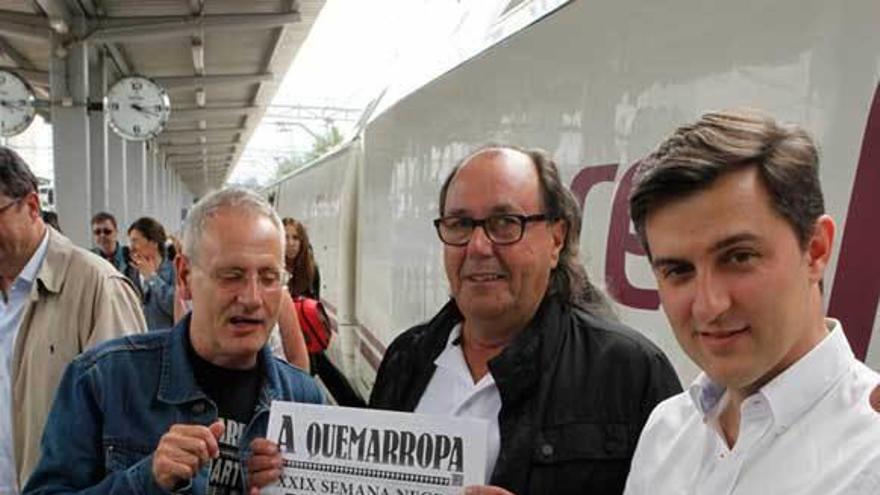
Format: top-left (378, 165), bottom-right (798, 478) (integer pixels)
top-left (105, 76), bottom-right (171, 141)
top-left (0, 70), bottom-right (36, 137)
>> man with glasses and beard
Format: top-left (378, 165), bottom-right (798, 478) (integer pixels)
top-left (25, 187), bottom-right (323, 494)
top-left (369, 145), bottom-right (681, 495)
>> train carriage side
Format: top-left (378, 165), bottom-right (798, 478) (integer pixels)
top-left (270, 0), bottom-right (880, 394)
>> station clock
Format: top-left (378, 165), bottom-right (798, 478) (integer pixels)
top-left (0, 69), bottom-right (37, 137)
top-left (105, 75), bottom-right (171, 141)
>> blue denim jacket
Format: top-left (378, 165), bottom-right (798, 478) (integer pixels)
top-left (23, 316), bottom-right (324, 494)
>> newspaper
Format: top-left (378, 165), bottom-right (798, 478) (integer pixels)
top-left (265, 401), bottom-right (489, 495)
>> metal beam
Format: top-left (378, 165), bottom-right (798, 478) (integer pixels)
top-left (162, 142), bottom-right (237, 153)
top-left (170, 106), bottom-right (261, 120)
top-left (0, 10), bottom-right (50, 27)
top-left (103, 43), bottom-right (132, 76)
top-left (177, 166), bottom-right (229, 173)
top-left (154, 73), bottom-right (274, 90)
top-left (87, 13), bottom-right (302, 43)
top-left (159, 131), bottom-right (243, 144)
top-left (161, 126), bottom-right (243, 138)
top-left (166, 152), bottom-right (234, 162)
top-left (176, 164), bottom-right (230, 172)
top-left (31, 1), bottom-right (72, 35)
top-left (174, 158), bottom-right (229, 166)
top-left (0, 18), bottom-right (53, 41)
top-left (171, 158), bottom-right (233, 168)
top-left (0, 36), bottom-right (35, 68)
top-left (174, 167), bottom-right (231, 174)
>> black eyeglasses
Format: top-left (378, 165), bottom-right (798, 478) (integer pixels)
top-left (0, 198), bottom-right (21, 215)
top-left (433, 213), bottom-right (554, 246)
top-left (93, 228), bottom-right (114, 236)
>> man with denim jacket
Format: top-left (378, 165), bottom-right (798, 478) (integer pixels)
top-left (24, 188), bottom-right (324, 494)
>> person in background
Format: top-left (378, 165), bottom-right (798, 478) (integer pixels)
top-left (24, 187), bottom-right (323, 494)
top-left (90, 212), bottom-right (128, 273)
top-left (283, 218), bottom-right (320, 299)
top-left (623, 109), bottom-right (880, 495)
top-left (0, 147), bottom-right (145, 493)
top-left (39, 212), bottom-right (61, 234)
top-left (128, 217), bottom-right (176, 330)
top-left (283, 217), bottom-right (366, 407)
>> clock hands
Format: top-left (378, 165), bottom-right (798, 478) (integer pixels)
top-left (130, 103), bottom-right (160, 117)
top-left (0, 99), bottom-right (28, 113)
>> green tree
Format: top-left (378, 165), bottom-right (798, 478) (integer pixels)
top-left (273, 126), bottom-right (345, 180)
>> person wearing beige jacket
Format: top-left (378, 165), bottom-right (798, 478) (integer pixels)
top-left (0, 147), bottom-right (146, 493)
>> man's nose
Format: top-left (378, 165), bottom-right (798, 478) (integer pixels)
top-left (465, 225), bottom-right (495, 256)
top-left (236, 275), bottom-right (262, 306)
top-left (691, 270), bottom-right (731, 326)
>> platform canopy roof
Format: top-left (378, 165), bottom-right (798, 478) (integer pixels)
top-left (0, 0), bottom-right (325, 194)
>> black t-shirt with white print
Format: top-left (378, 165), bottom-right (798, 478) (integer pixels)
top-left (187, 338), bottom-right (262, 495)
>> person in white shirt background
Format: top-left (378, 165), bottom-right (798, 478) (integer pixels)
top-left (622, 108), bottom-right (880, 495)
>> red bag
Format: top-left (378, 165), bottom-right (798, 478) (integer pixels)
top-left (293, 296), bottom-right (332, 354)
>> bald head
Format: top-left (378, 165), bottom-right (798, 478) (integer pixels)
top-left (440, 147), bottom-right (538, 216)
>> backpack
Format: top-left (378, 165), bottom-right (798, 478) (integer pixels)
top-left (293, 296), bottom-right (332, 354)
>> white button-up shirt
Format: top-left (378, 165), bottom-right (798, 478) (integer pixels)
top-left (624, 320), bottom-right (880, 495)
top-left (415, 324), bottom-right (500, 484)
top-left (0, 231), bottom-right (49, 495)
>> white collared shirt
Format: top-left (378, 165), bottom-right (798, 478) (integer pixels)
top-left (624, 320), bottom-right (880, 495)
top-left (415, 324), bottom-right (501, 484)
top-left (0, 230), bottom-right (49, 495)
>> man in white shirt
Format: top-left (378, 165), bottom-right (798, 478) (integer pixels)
top-left (623, 109), bottom-right (880, 495)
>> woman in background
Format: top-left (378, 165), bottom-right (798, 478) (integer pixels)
top-left (283, 217), bottom-right (365, 407)
top-left (283, 217), bottom-right (320, 299)
top-left (127, 217), bottom-right (175, 330)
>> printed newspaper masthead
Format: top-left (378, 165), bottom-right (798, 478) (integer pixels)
top-left (266, 401), bottom-right (489, 495)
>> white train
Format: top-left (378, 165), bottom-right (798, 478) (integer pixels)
top-left (264, 0), bottom-right (880, 398)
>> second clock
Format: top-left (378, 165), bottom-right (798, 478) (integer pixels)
top-left (105, 75), bottom-right (171, 141)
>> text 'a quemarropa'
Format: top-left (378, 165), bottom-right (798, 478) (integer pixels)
top-left (276, 416), bottom-right (465, 473)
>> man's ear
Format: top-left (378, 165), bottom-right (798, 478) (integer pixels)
top-left (549, 220), bottom-right (567, 268)
top-left (175, 254), bottom-right (193, 301)
top-left (806, 215), bottom-right (835, 282)
top-left (25, 192), bottom-right (41, 221)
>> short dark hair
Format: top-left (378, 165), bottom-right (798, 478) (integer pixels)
top-left (0, 147), bottom-right (39, 200)
top-left (128, 217), bottom-right (167, 249)
top-left (629, 108), bottom-right (824, 257)
top-left (439, 144), bottom-right (611, 316)
top-left (91, 211), bottom-right (118, 229)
